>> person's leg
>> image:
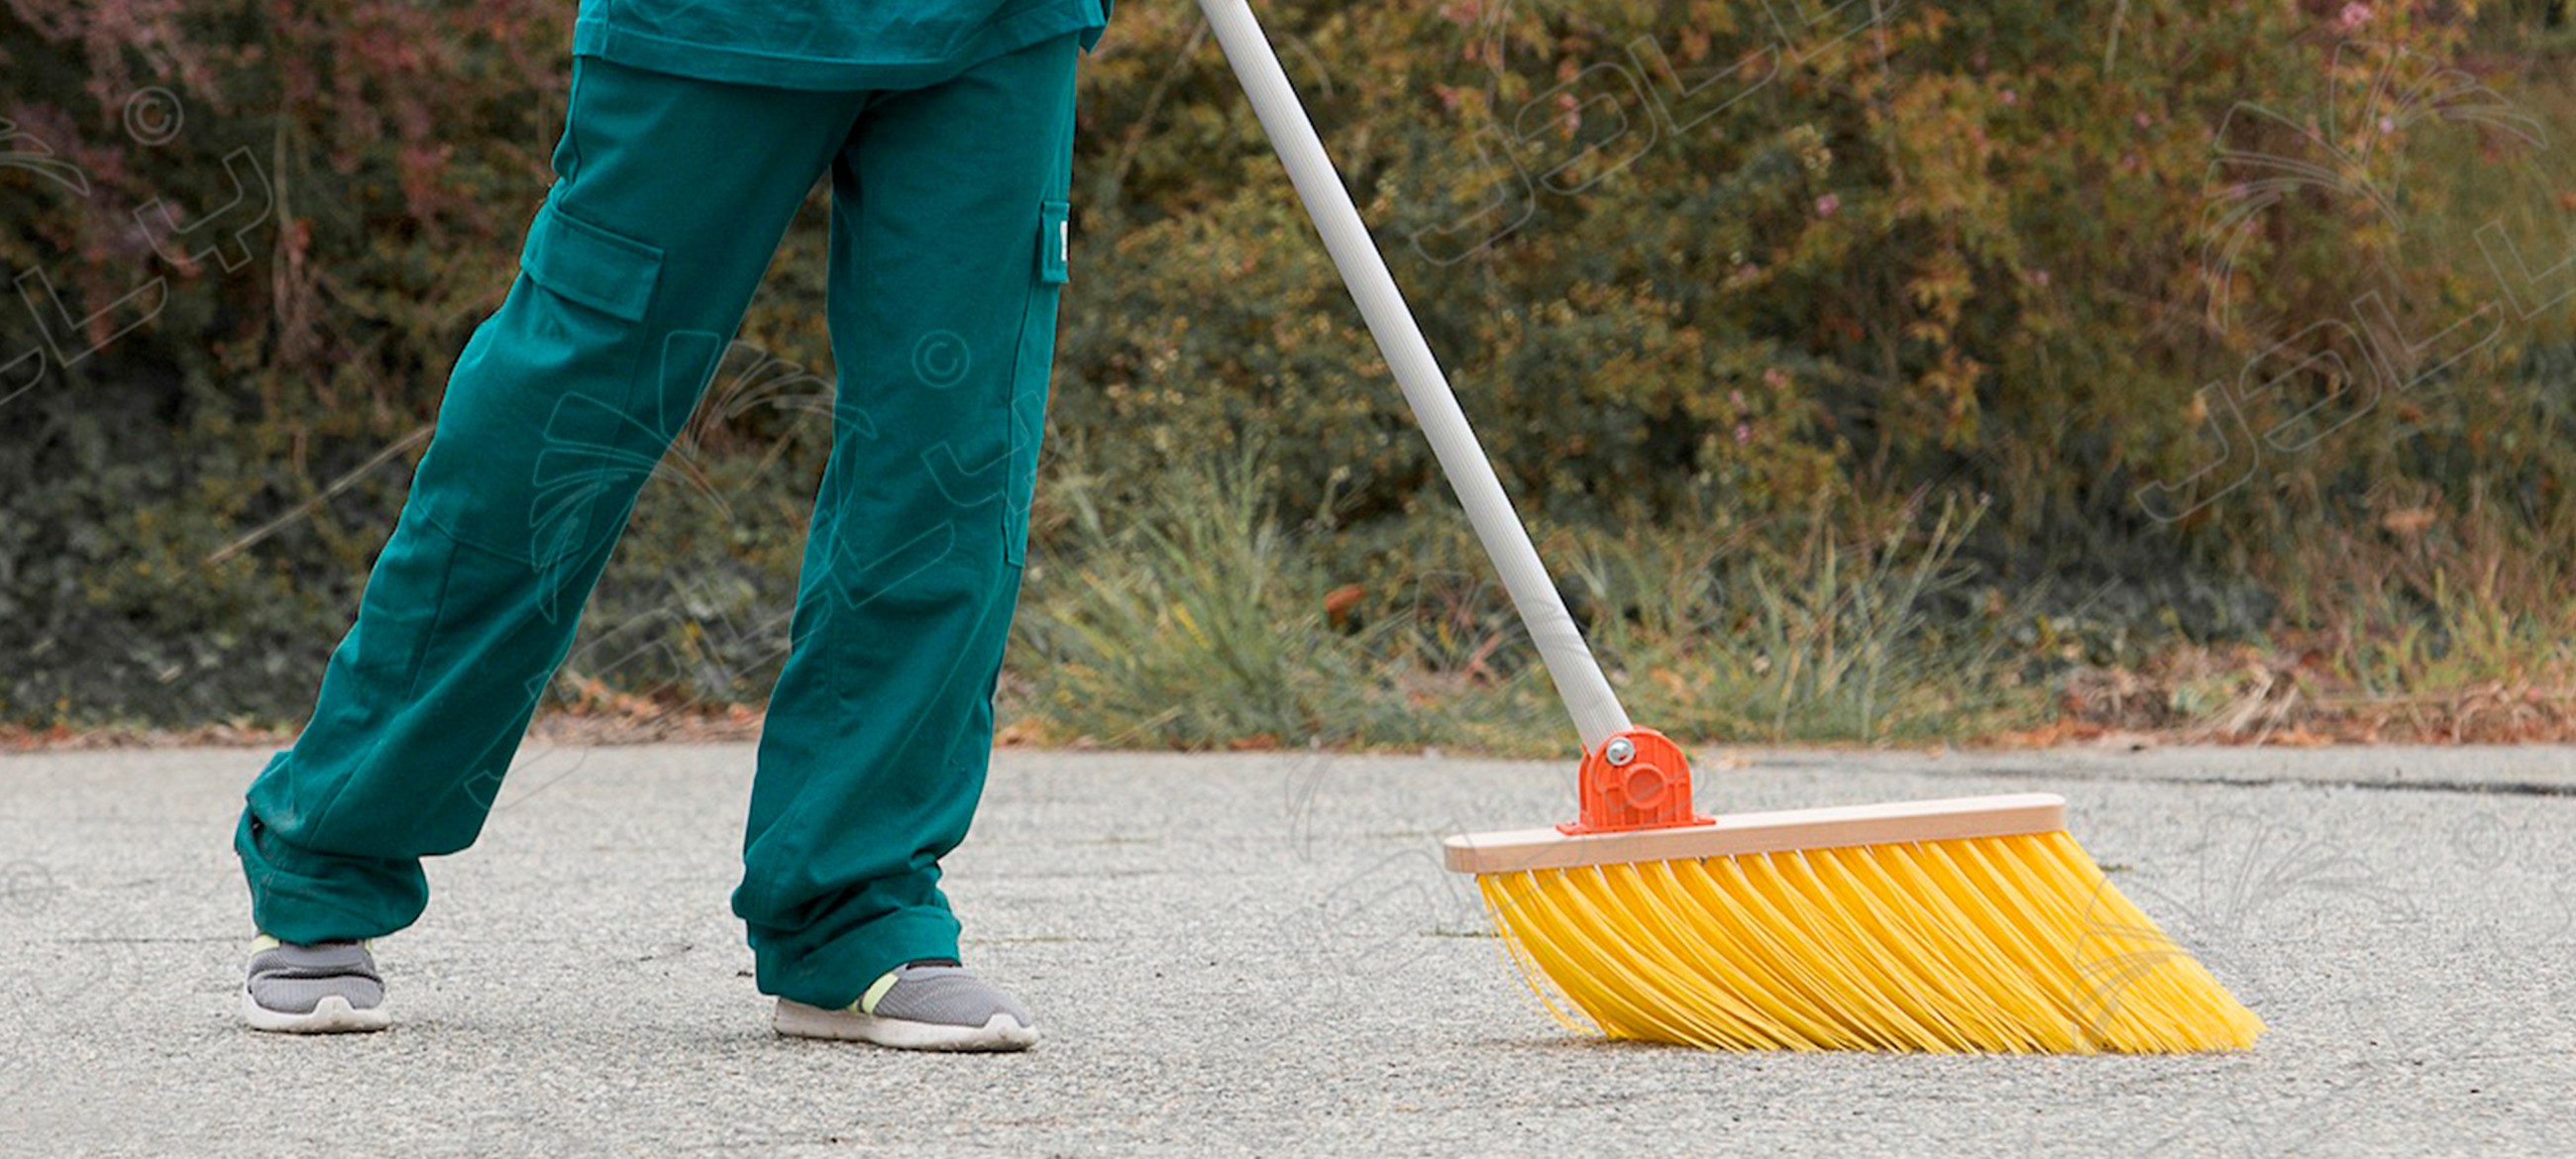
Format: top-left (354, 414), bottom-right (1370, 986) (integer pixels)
top-left (237, 58), bottom-right (865, 948)
top-left (736, 33), bottom-right (1079, 1012)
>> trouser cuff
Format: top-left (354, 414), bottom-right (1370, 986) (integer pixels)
top-left (754, 906), bottom-right (963, 1010)
top-left (235, 800), bottom-right (428, 944)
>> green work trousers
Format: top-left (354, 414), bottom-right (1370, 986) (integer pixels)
top-left (236, 35), bottom-right (1078, 1010)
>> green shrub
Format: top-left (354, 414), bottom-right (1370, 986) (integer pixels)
top-left (4, 1), bottom-right (2571, 738)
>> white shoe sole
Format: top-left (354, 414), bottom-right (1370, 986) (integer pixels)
top-left (773, 999), bottom-right (1038, 1052)
top-left (241, 990), bottom-right (391, 1034)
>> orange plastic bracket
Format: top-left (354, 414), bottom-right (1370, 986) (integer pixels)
top-left (1557, 727), bottom-right (1716, 835)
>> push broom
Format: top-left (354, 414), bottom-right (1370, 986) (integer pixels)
top-left (1199, 0), bottom-right (2265, 1051)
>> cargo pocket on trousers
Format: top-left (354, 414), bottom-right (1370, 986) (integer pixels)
top-left (413, 195), bottom-right (666, 571)
top-left (1004, 198), bottom-right (1070, 568)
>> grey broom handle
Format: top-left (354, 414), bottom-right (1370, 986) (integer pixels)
top-left (1197, 0), bottom-right (1634, 750)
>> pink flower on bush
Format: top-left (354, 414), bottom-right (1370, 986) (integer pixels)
top-left (1814, 193), bottom-right (1840, 218)
top-left (2335, 3), bottom-right (2372, 33)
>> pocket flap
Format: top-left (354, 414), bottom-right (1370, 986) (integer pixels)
top-left (519, 198), bottom-right (663, 322)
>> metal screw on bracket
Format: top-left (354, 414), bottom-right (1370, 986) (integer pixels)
top-left (1604, 738), bottom-right (1636, 767)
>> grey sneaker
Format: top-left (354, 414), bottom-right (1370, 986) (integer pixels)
top-left (773, 960), bottom-right (1038, 1052)
top-left (241, 935), bottom-right (390, 1034)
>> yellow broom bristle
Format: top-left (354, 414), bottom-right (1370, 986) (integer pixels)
top-left (1473, 830), bottom-right (2265, 1053)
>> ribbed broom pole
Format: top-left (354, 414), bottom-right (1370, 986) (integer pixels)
top-left (1197, 0), bottom-right (1633, 750)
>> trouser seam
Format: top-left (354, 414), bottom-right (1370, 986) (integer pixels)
top-left (301, 520), bottom-right (460, 848)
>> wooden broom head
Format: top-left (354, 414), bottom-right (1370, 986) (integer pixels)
top-left (1444, 792), bottom-right (2071, 876)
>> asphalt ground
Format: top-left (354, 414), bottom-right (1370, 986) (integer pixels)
top-left (2, 742), bottom-right (2570, 1157)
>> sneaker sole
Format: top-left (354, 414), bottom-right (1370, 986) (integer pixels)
top-left (773, 999), bottom-right (1038, 1052)
top-left (241, 990), bottom-right (391, 1034)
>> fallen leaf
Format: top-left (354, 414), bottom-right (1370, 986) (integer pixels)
top-left (2381, 507), bottom-right (2436, 536)
top-left (1324, 582), bottom-right (1365, 628)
